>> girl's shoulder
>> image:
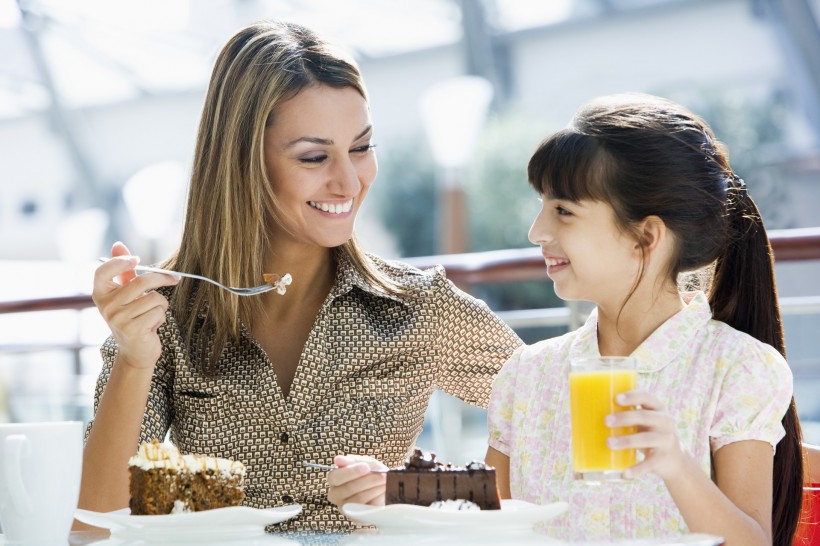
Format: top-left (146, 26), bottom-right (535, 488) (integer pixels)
top-left (705, 318), bottom-right (784, 358)
top-left (704, 318), bottom-right (790, 377)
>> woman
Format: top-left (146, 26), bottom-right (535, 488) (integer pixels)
top-left (80, 20), bottom-right (522, 531)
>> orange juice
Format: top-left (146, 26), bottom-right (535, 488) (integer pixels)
top-left (570, 367), bottom-right (637, 477)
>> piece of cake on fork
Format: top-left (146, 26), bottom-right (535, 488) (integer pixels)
top-left (128, 440), bottom-right (246, 515)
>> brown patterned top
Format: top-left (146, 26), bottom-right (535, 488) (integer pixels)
top-left (88, 253), bottom-right (522, 531)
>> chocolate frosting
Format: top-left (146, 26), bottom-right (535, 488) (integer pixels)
top-left (404, 448), bottom-right (440, 470)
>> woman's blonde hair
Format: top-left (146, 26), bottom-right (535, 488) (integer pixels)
top-left (166, 21), bottom-right (400, 374)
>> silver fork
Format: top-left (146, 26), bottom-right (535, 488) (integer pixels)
top-left (302, 462), bottom-right (388, 474)
top-left (98, 258), bottom-right (292, 297)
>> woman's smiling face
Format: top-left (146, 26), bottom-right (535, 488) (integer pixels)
top-left (263, 84), bottom-right (377, 249)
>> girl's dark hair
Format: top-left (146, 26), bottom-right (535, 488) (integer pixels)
top-left (527, 93), bottom-right (802, 546)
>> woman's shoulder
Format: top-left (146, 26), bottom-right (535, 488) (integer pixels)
top-left (365, 253), bottom-right (450, 289)
top-left (507, 330), bottom-right (578, 368)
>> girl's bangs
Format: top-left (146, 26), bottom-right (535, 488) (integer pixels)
top-left (527, 129), bottom-right (610, 202)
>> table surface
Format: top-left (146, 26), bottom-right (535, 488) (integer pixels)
top-left (1, 530), bottom-right (725, 546)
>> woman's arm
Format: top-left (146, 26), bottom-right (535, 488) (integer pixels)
top-left (485, 446), bottom-right (511, 499)
top-left (611, 390), bottom-right (772, 546)
top-left (76, 245), bottom-right (178, 520)
top-left (79, 359), bottom-right (155, 512)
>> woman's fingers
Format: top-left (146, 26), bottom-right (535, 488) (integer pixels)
top-left (327, 456), bottom-right (387, 507)
top-left (93, 255), bottom-right (139, 300)
top-left (92, 241), bottom-right (178, 369)
top-left (111, 242), bottom-right (137, 284)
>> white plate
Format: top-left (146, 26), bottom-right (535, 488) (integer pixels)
top-left (74, 505), bottom-right (301, 541)
top-left (342, 499), bottom-right (567, 533)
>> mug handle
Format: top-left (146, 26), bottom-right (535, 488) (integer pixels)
top-left (4, 434), bottom-right (33, 515)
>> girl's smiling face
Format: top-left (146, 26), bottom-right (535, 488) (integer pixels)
top-left (528, 195), bottom-right (643, 306)
top-left (263, 84), bottom-right (377, 249)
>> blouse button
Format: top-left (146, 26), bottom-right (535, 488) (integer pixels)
top-left (280, 432), bottom-right (289, 443)
top-left (282, 494), bottom-right (294, 503)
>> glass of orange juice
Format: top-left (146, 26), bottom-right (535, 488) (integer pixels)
top-left (569, 356), bottom-right (637, 482)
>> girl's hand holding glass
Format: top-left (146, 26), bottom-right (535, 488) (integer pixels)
top-left (605, 389), bottom-right (687, 481)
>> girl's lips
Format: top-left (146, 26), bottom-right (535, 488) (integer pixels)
top-left (542, 254), bottom-right (570, 277)
top-left (547, 262), bottom-right (569, 276)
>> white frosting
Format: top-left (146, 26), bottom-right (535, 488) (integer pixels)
top-left (170, 499), bottom-right (191, 514)
top-left (128, 441), bottom-right (246, 477)
top-left (429, 499), bottom-right (481, 511)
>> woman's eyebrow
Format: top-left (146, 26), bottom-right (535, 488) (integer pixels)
top-left (284, 125), bottom-right (372, 149)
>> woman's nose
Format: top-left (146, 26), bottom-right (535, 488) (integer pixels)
top-left (329, 156), bottom-right (361, 195)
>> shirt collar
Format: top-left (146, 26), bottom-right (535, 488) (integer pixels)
top-left (328, 249), bottom-right (406, 305)
top-left (568, 291), bottom-right (712, 373)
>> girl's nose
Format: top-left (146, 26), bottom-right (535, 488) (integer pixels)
top-left (528, 208), bottom-right (553, 245)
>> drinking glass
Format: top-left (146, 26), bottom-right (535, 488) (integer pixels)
top-left (0, 421), bottom-right (83, 545)
top-left (569, 356), bottom-right (637, 482)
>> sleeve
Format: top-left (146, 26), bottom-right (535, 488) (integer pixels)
top-left (487, 345), bottom-right (526, 456)
top-left (84, 334), bottom-right (174, 450)
top-left (431, 266), bottom-right (523, 408)
top-left (710, 341), bottom-right (793, 453)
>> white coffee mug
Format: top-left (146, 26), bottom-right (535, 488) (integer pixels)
top-left (0, 421), bottom-right (83, 545)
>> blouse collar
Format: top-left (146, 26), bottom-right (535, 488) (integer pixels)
top-left (568, 291), bottom-right (713, 373)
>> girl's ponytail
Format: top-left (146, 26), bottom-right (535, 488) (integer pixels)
top-left (710, 177), bottom-right (803, 546)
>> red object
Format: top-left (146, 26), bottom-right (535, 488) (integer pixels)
top-left (795, 485), bottom-right (820, 546)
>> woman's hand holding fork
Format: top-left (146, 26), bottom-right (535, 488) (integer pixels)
top-left (92, 241), bottom-right (180, 370)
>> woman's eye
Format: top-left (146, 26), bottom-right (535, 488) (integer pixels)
top-left (299, 155), bottom-right (327, 164)
top-left (351, 143), bottom-right (377, 154)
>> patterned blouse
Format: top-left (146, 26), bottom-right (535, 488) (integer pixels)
top-left (89, 252), bottom-right (522, 531)
top-left (488, 291), bottom-right (792, 542)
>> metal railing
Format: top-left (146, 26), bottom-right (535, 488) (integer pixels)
top-left (1, 227), bottom-right (819, 457)
top-left (2, 226), bottom-right (820, 322)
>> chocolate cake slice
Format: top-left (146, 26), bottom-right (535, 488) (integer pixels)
top-left (385, 449), bottom-right (501, 510)
top-left (128, 440), bottom-right (246, 515)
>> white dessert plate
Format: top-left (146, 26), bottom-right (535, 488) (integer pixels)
top-left (342, 499), bottom-right (567, 532)
top-left (74, 505), bottom-right (301, 540)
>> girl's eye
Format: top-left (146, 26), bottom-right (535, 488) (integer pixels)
top-left (299, 154), bottom-right (327, 164)
top-left (556, 206), bottom-right (572, 216)
top-left (351, 143), bottom-right (377, 154)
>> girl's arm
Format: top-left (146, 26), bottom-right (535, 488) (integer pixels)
top-left (611, 390), bottom-right (772, 546)
top-left (485, 446), bottom-right (512, 499)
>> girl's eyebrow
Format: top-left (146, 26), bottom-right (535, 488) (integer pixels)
top-left (284, 125), bottom-right (372, 149)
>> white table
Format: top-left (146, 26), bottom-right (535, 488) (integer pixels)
top-left (2, 530), bottom-right (725, 546)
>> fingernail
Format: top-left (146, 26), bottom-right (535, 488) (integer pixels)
top-left (616, 394), bottom-right (626, 405)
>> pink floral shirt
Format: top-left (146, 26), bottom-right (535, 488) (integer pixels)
top-left (488, 292), bottom-right (793, 541)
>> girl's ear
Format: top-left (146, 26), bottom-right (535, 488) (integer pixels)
top-left (635, 215), bottom-right (667, 254)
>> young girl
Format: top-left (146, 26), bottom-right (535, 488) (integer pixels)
top-left (486, 93), bottom-right (802, 545)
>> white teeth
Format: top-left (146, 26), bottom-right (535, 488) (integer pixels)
top-left (545, 257), bottom-right (569, 267)
top-left (309, 200), bottom-right (353, 214)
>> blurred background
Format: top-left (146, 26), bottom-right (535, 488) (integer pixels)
top-left (1, 0), bottom-right (819, 463)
